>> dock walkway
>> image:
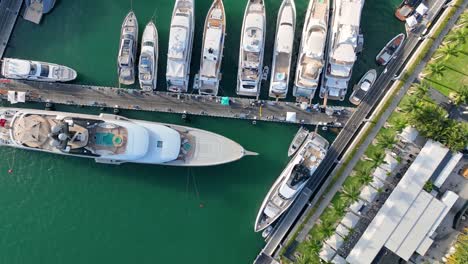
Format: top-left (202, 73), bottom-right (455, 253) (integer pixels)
top-left (0, 0), bottom-right (23, 59)
top-left (0, 80), bottom-right (354, 126)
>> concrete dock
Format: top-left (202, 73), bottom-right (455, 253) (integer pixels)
top-left (0, 0), bottom-right (23, 58)
top-left (0, 79), bottom-right (354, 126)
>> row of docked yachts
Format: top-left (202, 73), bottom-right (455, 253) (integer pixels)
top-left (116, 0), bottom-right (365, 101)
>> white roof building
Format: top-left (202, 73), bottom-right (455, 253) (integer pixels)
top-left (346, 141), bottom-right (460, 264)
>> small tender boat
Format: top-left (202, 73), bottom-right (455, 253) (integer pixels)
top-left (293, 0), bottom-right (329, 99)
top-left (197, 0), bottom-right (226, 96)
top-left (236, 0), bottom-right (266, 97)
top-left (166, 0), bottom-right (195, 93)
top-left (288, 126), bottom-right (309, 157)
top-left (255, 132), bottom-right (329, 232)
top-left (269, 0), bottom-right (296, 99)
top-left (117, 11), bottom-right (138, 85)
top-left (139, 21), bottom-right (158, 91)
top-left (349, 69), bottom-right (377, 106)
top-left (1, 58), bottom-right (77, 82)
top-left (376, 33), bottom-right (405, 66)
top-left (394, 0), bottom-right (422, 21)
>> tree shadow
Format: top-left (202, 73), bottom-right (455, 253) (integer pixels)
top-left (424, 78), bottom-right (457, 92)
top-left (445, 65), bottom-right (468, 77)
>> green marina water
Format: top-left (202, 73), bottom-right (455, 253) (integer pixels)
top-left (1, 0), bottom-right (403, 263)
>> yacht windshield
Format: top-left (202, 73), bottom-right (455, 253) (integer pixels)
top-left (39, 65), bottom-right (50, 77)
top-left (286, 164), bottom-right (311, 190)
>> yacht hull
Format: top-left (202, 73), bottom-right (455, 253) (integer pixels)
top-left (1, 58), bottom-right (77, 82)
top-left (349, 69), bottom-right (377, 105)
top-left (254, 133), bottom-right (329, 232)
top-left (293, 0), bottom-right (329, 99)
top-left (269, 0), bottom-right (296, 99)
top-left (236, 0), bottom-right (266, 97)
top-left (376, 33), bottom-right (405, 66)
top-left (166, 0), bottom-right (195, 93)
top-left (139, 21), bottom-right (158, 91)
top-left (0, 108), bottom-right (255, 167)
top-left (117, 11), bottom-right (138, 86)
top-left (197, 0), bottom-right (226, 96)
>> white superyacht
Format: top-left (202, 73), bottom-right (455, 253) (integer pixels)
top-left (196, 0), bottom-right (226, 96)
top-left (1, 58), bottom-right (77, 82)
top-left (117, 11), bottom-right (138, 85)
top-left (293, 0), bottom-right (329, 99)
top-left (320, 0), bottom-right (364, 101)
top-left (269, 0), bottom-right (296, 99)
top-left (255, 132), bottom-right (329, 232)
top-left (166, 0), bottom-right (195, 93)
top-left (236, 0), bottom-right (266, 97)
top-left (139, 20), bottom-right (158, 91)
top-left (0, 108), bottom-right (256, 166)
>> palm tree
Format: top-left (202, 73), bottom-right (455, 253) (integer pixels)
top-left (295, 253), bottom-right (312, 264)
top-left (451, 85), bottom-right (468, 105)
top-left (368, 151), bottom-right (386, 168)
top-left (376, 133), bottom-right (397, 149)
top-left (437, 44), bottom-right (459, 61)
top-left (354, 165), bottom-right (373, 178)
top-left (319, 222), bottom-right (335, 239)
top-left (411, 81), bottom-right (430, 98)
top-left (304, 239), bottom-right (322, 255)
top-left (400, 96), bottom-right (422, 113)
top-left (424, 62), bottom-right (446, 80)
top-left (341, 185), bottom-right (361, 204)
top-left (447, 28), bottom-right (467, 45)
top-left (357, 174), bottom-right (373, 186)
top-left (457, 12), bottom-right (468, 26)
top-left (392, 116), bottom-right (408, 132)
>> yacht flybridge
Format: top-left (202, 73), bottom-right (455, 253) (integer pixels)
top-left (293, 0), bottom-right (329, 99)
top-left (320, 0), bottom-right (364, 101)
top-left (255, 132), bottom-right (329, 232)
top-left (236, 0), bottom-right (266, 97)
top-left (269, 0), bottom-right (296, 99)
top-left (196, 0), bottom-right (226, 96)
top-left (0, 108), bottom-right (256, 166)
top-left (166, 0), bottom-right (195, 93)
top-left (117, 11), bottom-right (138, 85)
top-left (1, 58), bottom-right (77, 82)
top-left (139, 21), bottom-right (158, 91)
